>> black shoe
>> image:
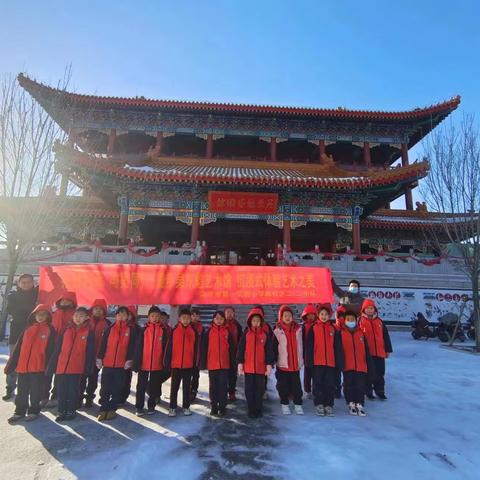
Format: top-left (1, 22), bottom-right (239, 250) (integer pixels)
top-left (7, 414), bottom-right (24, 424)
top-left (376, 392), bottom-right (387, 400)
top-left (2, 390), bottom-right (14, 401)
top-left (366, 392), bottom-right (375, 400)
top-left (218, 408), bottom-right (226, 417)
top-left (65, 412), bottom-right (77, 421)
top-left (255, 410), bottom-right (263, 418)
top-left (190, 390), bottom-right (198, 402)
top-left (84, 399), bottom-right (94, 408)
top-left (55, 413), bottom-right (68, 423)
top-left (248, 411), bottom-right (256, 419)
top-left (210, 408), bottom-right (218, 416)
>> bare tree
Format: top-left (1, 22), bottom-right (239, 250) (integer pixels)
top-left (421, 115), bottom-right (480, 351)
top-left (0, 69), bottom-right (78, 337)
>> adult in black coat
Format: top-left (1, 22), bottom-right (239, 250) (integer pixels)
top-left (4, 274), bottom-right (38, 400)
top-left (331, 278), bottom-right (365, 317)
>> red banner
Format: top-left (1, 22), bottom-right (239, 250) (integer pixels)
top-left (38, 264), bottom-right (332, 306)
top-left (208, 191), bottom-right (278, 214)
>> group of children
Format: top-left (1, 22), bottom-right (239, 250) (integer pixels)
top-left (5, 288), bottom-right (393, 424)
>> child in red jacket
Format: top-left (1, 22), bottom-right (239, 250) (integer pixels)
top-left (358, 299), bottom-right (393, 400)
top-left (52, 292), bottom-right (77, 334)
top-left (273, 305), bottom-right (304, 415)
top-left (5, 304), bottom-right (56, 424)
top-left (47, 307), bottom-right (95, 422)
top-left (46, 291), bottom-right (77, 406)
top-left (164, 308), bottom-right (200, 417)
top-left (190, 307), bottom-right (204, 402)
top-left (224, 306), bottom-right (243, 402)
top-left (200, 311), bottom-right (234, 417)
top-left (133, 306), bottom-right (170, 416)
top-left (96, 306), bottom-right (137, 421)
top-left (339, 311), bottom-right (372, 416)
top-left (305, 303), bottom-right (341, 416)
top-left (301, 304), bottom-right (317, 397)
top-left (79, 299), bottom-right (110, 408)
top-left (120, 305), bottom-right (140, 404)
top-left (237, 308), bottom-right (273, 418)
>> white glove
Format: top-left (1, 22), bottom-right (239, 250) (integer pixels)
top-left (237, 364), bottom-right (244, 376)
top-left (124, 360), bottom-right (133, 370)
top-left (265, 365), bottom-right (272, 376)
top-left (96, 359), bottom-right (103, 370)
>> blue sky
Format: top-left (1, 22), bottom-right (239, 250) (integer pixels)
top-left (1, 0), bottom-right (479, 205)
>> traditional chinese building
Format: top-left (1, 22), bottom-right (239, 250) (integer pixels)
top-left (17, 73), bottom-right (460, 265)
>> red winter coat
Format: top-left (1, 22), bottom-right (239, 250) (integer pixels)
top-left (164, 323), bottom-right (199, 369)
top-left (340, 326), bottom-right (369, 373)
top-left (335, 305), bottom-right (347, 331)
top-left (52, 291), bottom-right (77, 334)
top-left (134, 322), bottom-right (169, 372)
top-left (306, 320), bottom-right (339, 368)
top-left (237, 307), bottom-right (274, 374)
top-left (98, 320), bottom-right (137, 368)
top-left (49, 323), bottom-right (95, 375)
top-left (358, 299), bottom-right (393, 359)
top-left (192, 320), bottom-right (204, 335)
top-left (201, 323), bottom-right (233, 371)
top-left (5, 304), bottom-right (56, 374)
top-left (89, 299), bottom-right (110, 356)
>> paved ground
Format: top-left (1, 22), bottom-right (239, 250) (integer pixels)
top-left (1, 333), bottom-right (480, 480)
top-left (0, 345), bottom-right (281, 480)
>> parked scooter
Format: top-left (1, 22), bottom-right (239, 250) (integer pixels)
top-left (435, 313), bottom-right (466, 343)
top-left (411, 312), bottom-right (436, 340)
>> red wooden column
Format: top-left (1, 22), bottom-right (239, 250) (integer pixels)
top-left (270, 137), bottom-right (277, 162)
top-left (401, 142), bottom-right (414, 210)
top-left (283, 220), bottom-right (291, 250)
top-left (117, 195), bottom-right (129, 245)
top-left (156, 131), bottom-right (164, 154)
top-left (363, 141), bottom-right (372, 167)
top-left (118, 215), bottom-right (128, 245)
top-left (352, 222), bottom-right (361, 255)
top-left (107, 128), bottom-right (116, 154)
top-left (190, 216), bottom-right (200, 246)
top-left (318, 139), bottom-right (326, 163)
top-left (206, 134), bottom-right (214, 159)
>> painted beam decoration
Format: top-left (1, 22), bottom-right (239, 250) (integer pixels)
top-left (208, 191), bottom-right (279, 215)
top-left (38, 264), bottom-right (333, 305)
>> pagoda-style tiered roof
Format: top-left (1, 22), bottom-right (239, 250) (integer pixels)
top-left (6, 194), bottom-right (464, 232)
top-left (363, 208), bottom-right (475, 230)
top-left (0, 196), bottom-right (118, 219)
top-left (18, 73), bottom-right (459, 122)
top-left (56, 145), bottom-right (429, 190)
top-left (18, 74), bottom-right (460, 152)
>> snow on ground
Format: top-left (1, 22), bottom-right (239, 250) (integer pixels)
top-left (1, 332), bottom-right (480, 480)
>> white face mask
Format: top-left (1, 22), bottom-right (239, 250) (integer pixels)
top-left (348, 286), bottom-right (359, 294)
top-left (345, 320), bottom-right (357, 329)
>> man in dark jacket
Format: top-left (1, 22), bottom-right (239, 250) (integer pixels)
top-left (4, 274), bottom-right (38, 401)
top-left (331, 278), bottom-right (365, 317)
